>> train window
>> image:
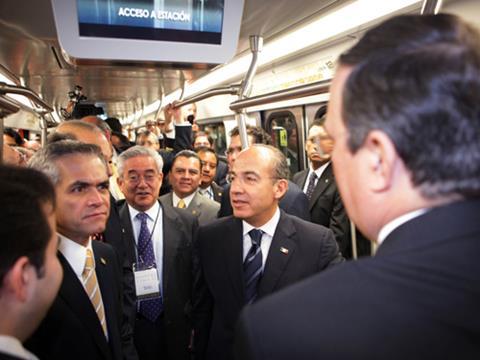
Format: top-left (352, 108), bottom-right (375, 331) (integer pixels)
top-left (265, 111), bottom-right (300, 175)
top-left (202, 123), bottom-right (227, 156)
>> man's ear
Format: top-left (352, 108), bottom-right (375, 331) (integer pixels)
top-left (273, 179), bottom-right (289, 200)
top-left (362, 130), bottom-right (399, 193)
top-left (3, 257), bottom-right (32, 302)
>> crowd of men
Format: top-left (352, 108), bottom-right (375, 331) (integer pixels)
top-left (1, 13), bottom-right (480, 360)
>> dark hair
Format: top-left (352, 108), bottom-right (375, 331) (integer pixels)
top-left (172, 149), bottom-right (201, 169)
top-left (338, 14), bottom-right (480, 198)
top-left (309, 117), bottom-right (326, 131)
top-left (4, 127), bottom-right (24, 146)
top-left (0, 166), bottom-right (55, 285)
top-left (196, 146), bottom-right (218, 165)
top-left (105, 117), bottom-right (123, 133)
top-left (229, 125), bottom-right (272, 145)
top-left (28, 140), bottom-right (107, 185)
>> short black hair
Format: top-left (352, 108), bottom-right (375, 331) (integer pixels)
top-left (339, 14), bottom-right (480, 198)
top-left (0, 166), bottom-right (55, 285)
top-left (4, 127), bottom-right (24, 146)
top-left (105, 117), bottom-right (123, 133)
top-left (172, 149), bottom-right (201, 169)
top-left (196, 146), bottom-right (218, 165)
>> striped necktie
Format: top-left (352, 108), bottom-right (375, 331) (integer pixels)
top-left (305, 172), bottom-right (318, 200)
top-left (82, 248), bottom-right (108, 337)
top-left (244, 229), bottom-right (264, 304)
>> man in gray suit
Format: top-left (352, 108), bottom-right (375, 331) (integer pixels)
top-left (160, 150), bottom-right (219, 226)
top-left (116, 146), bottom-right (197, 360)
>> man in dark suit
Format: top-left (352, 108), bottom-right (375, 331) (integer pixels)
top-left (218, 125), bottom-right (310, 221)
top-left (292, 118), bottom-right (352, 257)
top-left (235, 14), bottom-right (480, 359)
top-left (53, 120), bottom-right (137, 334)
top-left (116, 145), bottom-right (197, 360)
top-left (196, 147), bottom-right (223, 203)
top-left (26, 141), bottom-right (137, 360)
top-left (193, 144), bottom-right (342, 360)
top-left (0, 166), bottom-right (62, 360)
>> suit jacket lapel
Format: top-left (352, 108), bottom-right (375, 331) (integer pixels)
top-left (57, 252), bottom-right (110, 358)
top-left (257, 212), bottom-right (297, 297)
top-left (297, 170), bottom-right (308, 189)
top-left (118, 202), bottom-right (136, 263)
top-left (161, 203), bottom-right (182, 294)
top-left (224, 218), bottom-right (245, 302)
top-left (309, 163), bottom-right (334, 210)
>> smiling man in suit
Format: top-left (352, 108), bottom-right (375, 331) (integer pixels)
top-left (160, 150), bottom-right (219, 226)
top-left (192, 144), bottom-right (342, 360)
top-left (292, 118), bottom-right (352, 257)
top-left (116, 146), bottom-right (197, 360)
top-left (26, 140), bottom-right (136, 360)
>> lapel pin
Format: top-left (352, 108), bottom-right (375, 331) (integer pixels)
top-left (192, 210), bottom-right (198, 215)
top-left (280, 247), bottom-right (289, 255)
top-left (100, 257), bottom-right (107, 265)
top-left (325, 179), bottom-right (329, 183)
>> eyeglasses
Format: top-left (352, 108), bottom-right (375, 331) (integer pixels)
top-left (125, 173), bottom-right (159, 184)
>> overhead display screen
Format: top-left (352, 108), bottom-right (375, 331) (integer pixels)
top-left (51, 0), bottom-right (243, 65)
top-left (77, 0), bottom-right (224, 44)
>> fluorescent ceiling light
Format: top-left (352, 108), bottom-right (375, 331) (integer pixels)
top-left (125, 0), bottom-right (420, 123)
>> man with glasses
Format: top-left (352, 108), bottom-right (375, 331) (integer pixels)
top-left (116, 145), bottom-right (197, 360)
top-left (218, 125), bottom-right (310, 221)
top-left (192, 144), bottom-right (342, 360)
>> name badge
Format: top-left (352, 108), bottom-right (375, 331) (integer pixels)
top-left (133, 263), bottom-right (160, 300)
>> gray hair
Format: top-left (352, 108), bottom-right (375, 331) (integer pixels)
top-left (117, 145), bottom-right (164, 177)
top-left (28, 140), bottom-right (107, 185)
top-left (252, 144), bottom-right (290, 181)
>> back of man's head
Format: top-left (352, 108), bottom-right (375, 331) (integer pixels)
top-left (338, 14), bottom-right (480, 199)
top-left (0, 165), bottom-right (61, 340)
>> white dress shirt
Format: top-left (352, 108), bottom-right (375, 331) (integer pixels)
top-left (242, 207), bottom-right (281, 269)
top-left (377, 208), bottom-right (429, 246)
top-left (172, 191), bottom-right (196, 208)
top-left (302, 161), bottom-right (330, 194)
top-left (0, 335), bottom-right (38, 360)
top-left (128, 201), bottom-right (164, 293)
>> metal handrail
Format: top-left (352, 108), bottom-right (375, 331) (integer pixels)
top-left (0, 82), bottom-right (53, 113)
top-left (230, 79), bottom-right (331, 112)
top-left (421, 0), bottom-right (442, 14)
top-left (171, 85), bottom-right (241, 109)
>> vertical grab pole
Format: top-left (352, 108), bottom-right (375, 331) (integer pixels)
top-left (236, 35), bottom-right (263, 150)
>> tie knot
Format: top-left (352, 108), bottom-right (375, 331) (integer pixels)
top-left (177, 199), bottom-right (186, 209)
top-left (136, 212), bottom-right (148, 222)
top-left (84, 248), bottom-right (94, 272)
top-left (309, 172), bottom-right (318, 180)
top-left (248, 229), bottom-right (264, 247)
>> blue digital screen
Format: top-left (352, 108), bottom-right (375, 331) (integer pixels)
top-left (77, 0), bottom-right (224, 44)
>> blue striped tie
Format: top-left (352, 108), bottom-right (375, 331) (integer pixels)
top-left (244, 229), bottom-right (264, 304)
top-left (137, 212), bottom-right (163, 322)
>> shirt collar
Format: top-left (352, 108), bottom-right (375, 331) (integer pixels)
top-left (310, 161), bottom-right (330, 178)
top-left (377, 208), bottom-right (429, 246)
top-left (128, 200), bottom-right (160, 222)
top-left (242, 207), bottom-right (281, 238)
top-left (0, 335), bottom-right (39, 360)
top-left (172, 191), bottom-right (196, 208)
top-left (58, 233), bottom-right (93, 278)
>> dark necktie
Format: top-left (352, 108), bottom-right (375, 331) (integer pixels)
top-left (244, 229), bottom-right (264, 304)
top-left (305, 172), bottom-right (318, 200)
top-left (136, 212), bottom-right (163, 322)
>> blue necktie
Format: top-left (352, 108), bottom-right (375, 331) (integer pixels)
top-left (244, 229), bottom-right (264, 304)
top-left (136, 212), bottom-right (163, 322)
top-left (305, 172), bottom-right (317, 200)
